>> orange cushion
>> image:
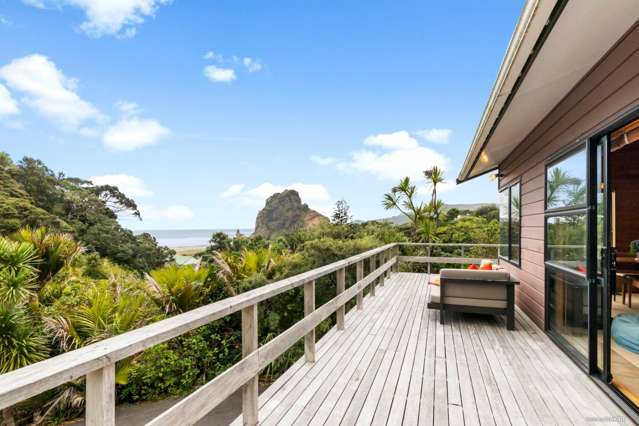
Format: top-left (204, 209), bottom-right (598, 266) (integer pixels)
top-left (429, 276), bottom-right (440, 286)
top-left (467, 264), bottom-right (479, 270)
top-left (480, 263), bottom-right (493, 270)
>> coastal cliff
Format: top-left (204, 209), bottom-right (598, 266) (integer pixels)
top-left (254, 190), bottom-right (327, 238)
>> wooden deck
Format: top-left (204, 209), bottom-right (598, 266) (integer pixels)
top-left (232, 272), bottom-right (629, 425)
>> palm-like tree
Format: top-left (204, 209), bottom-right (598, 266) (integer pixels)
top-left (382, 177), bottom-right (425, 229)
top-left (0, 306), bottom-right (49, 374)
top-left (0, 237), bottom-right (48, 371)
top-left (146, 265), bottom-right (209, 315)
top-left (423, 166), bottom-right (445, 207)
top-left (11, 227), bottom-right (81, 283)
top-left (547, 168), bottom-right (584, 208)
top-left (45, 281), bottom-right (151, 350)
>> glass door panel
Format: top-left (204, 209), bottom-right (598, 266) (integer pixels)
top-left (545, 145), bottom-right (589, 363)
top-left (607, 122), bottom-right (639, 406)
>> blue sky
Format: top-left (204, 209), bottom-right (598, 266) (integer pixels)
top-left (0, 0), bottom-right (523, 230)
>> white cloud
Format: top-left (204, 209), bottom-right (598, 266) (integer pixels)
top-left (310, 155), bottom-right (337, 166)
top-left (415, 128), bottom-right (452, 144)
top-left (0, 83), bottom-right (19, 116)
top-left (316, 130), bottom-right (451, 182)
top-left (116, 100), bottom-right (141, 117)
top-left (90, 174), bottom-right (153, 197)
top-left (204, 65), bottom-right (236, 83)
top-left (0, 54), bottom-right (104, 132)
top-left (24, 0), bottom-right (172, 38)
top-left (0, 16), bottom-right (11, 25)
top-left (139, 204), bottom-right (194, 221)
top-left (363, 130), bottom-right (419, 150)
top-left (222, 182), bottom-right (332, 210)
top-left (203, 51), bottom-right (221, 61)
top-left (344, 146), bottom-right (450, 181)
top-left (102, 117), bottom-right (169, 150)
top-left (220, 183), bottom-right (245, 198)
top-left (242, 57), bottom-right (262, 73)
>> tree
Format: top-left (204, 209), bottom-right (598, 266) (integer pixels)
top-left (382, 177), bottom-right (425, 229)
top-left (423, 166), bottom-right (445, 207)
top-left (473, 205), bottom-right (499, 222)
top-left (331, 199), bottom-right (352, 225)
top-left (0, 154), bottom-right (173, 271)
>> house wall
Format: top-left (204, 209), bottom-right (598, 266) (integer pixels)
top-left (497, 22), bottom-right (639, 329)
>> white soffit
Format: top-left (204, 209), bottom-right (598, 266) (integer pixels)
top-left (463, 0), bottom-right (639, 181)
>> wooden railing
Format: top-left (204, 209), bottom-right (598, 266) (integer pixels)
top-left (397, 242), bottom-right (501, 273)
top-left (0, 243), bottom-right (400, 426)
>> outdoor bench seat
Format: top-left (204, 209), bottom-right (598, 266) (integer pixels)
top-left (427, 268), bottom-right (519, 330)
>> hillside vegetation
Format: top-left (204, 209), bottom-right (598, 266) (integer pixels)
top-left (0, 155), bottom-right (498, 425)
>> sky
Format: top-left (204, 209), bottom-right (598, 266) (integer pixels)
top-left (0, 0), bottom-right (524, 230)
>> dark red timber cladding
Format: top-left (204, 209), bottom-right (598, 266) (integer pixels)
top-left (498, 22), bottom-right (639, 329)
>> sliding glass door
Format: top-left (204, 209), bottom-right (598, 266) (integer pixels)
top-left (588, 136), bottom-right (610, 376)
top-left (545, 145), bottom-right (590, 361)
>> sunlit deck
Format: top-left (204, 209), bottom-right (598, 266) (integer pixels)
top-left (233, 273), bottom-right (628, 425)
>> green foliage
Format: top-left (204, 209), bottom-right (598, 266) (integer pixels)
top-left (148, 265), bottom-right (210, 314)
top-left (382, 177), bottom-right (424, 228)
top-left (0, 306), bottom-right (49, 373)
top-left (11, 227), bottom-right (80, 282)
top-left (0, 236), bottom-right (49, 374)
top-left (120, 326), bottom-right (240, 402)
top-left (44, 280), bottom-right (154, 351)
top-left (331, 199), bottom-right (352, 225)
top-left (0, 153), bottom-right (173, 272)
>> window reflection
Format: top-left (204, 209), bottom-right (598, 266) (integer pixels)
top-left (547, 214), bottom-right (587, 272)
top-left (546, 148), bottom-right (587, 209)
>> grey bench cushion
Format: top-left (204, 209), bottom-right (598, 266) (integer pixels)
top-left (428, 285), bottom-right (508, 309)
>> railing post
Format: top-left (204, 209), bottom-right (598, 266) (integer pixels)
top-left (85, 364), bottom-right (115, 426)
top-left (336, 268), bottom-right (345, 330)
top-left (379, 253), bottom-right (385, 286)
top-left (369, 255), bottom-right (376, 296)
top-left (391, 246), bottom-right (399, 273)
top-left (242, 304), bottom-right (258, 426)
top-left (356, 260), bottom-right (364, 310)
top-left (427, 245), bottom-right (432, 275)
top-left (385, 250), bottom-right (390, 278)
top-left (304, 280), bottom-right (316, 362)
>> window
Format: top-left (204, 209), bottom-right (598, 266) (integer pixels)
top-left (546, 214), bottom-right (587, 272)
top-left (545, 146), bottom-right (588, 273)
top-left (545, 144), bottom-right (589, 361)
top-left (499, 181), bottom-right (521, 265)
top-left (546, 148), bottom-right (587, 210)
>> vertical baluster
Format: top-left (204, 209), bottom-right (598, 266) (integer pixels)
top-left (85, 364), bottom-right (115, 426)
top-left (379, 253), bottom-right (385, 286)
top-left (356, 260), bottom-right (364, 310)
top-left (242, 304), bottom-right (258, 426)
top-left (336, 268), bottom-right (345, 330)
top-left (369, 255), bottom-right (376, 296)
top-left (304, 280), bottom-right (316, 362)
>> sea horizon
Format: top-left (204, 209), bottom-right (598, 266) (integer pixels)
top-left (134, 228), bottom-right (254, 248)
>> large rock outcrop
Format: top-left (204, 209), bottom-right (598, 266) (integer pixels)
top-left (254, 190), bottom-right (327, 239)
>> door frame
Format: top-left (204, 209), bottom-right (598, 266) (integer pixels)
top-left (585, 106), bottom-right (639, 417)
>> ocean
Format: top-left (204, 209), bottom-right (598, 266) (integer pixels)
top-left (136, 229), bottom-right (253, 248)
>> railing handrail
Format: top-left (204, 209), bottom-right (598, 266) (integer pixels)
top-left (0, 243), bottom-right (398, 412)
top-left (398, 242), bottom-right (501, 247)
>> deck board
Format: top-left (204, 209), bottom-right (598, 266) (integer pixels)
top-left (232, 273), bottom-right (630, 425)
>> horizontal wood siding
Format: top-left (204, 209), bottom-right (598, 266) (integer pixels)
top-left (499, 23), bottom-right (639, 329)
